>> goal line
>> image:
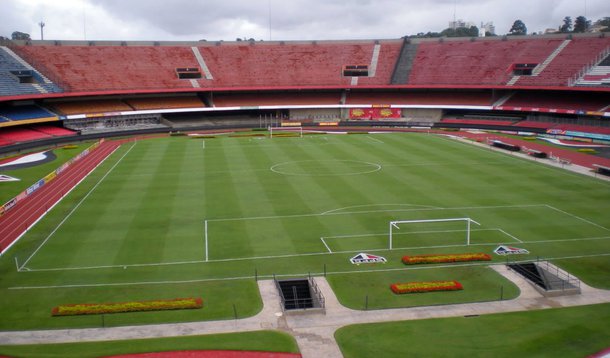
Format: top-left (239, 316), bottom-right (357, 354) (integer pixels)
top-left (389, 217), bottom-right (480, 249)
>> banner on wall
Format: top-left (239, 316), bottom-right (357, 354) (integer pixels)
top-left (0, 140), bottom-right (103, 218)
top-left (349, 108), bottom-right (402, 120)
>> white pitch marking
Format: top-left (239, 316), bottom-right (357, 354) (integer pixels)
top-left (545, 205), bottom-right (610, 231)
top-left (204, 220), bottom-right (209, 261)
top-left (19, 142), bottom-right (136, 270)
top-left (14, 252), bottom-right (610, 290)
top-left (206, 204), bottom-right (547, 223)
top-left (22, 234), bottom-right (610, 273)
top-left (498, 228), bottom-right (523, 243)
top-left (366, 135), bottom-right (384, 144)
top-left (320, 203), bottom-right (442, 215)
top-left (320, 237), bottom-right (332, 253)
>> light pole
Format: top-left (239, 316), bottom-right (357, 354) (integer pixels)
top-left (39, 21), bottom-right (45, 40)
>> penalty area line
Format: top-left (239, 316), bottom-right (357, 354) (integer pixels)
top-left (498, 228), bottom-right (523, 243)
top-left (366, 136), bottom-right (384, 144)
top-left (320, 237), bottom-right (332, 253)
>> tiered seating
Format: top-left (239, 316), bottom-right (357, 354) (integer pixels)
top-left (502, 91), bottom-right (609, 111)
top-left (0, 105), bottom-right (57, 124)
top-left (346, 91), bottom-right (492, 105)
top-left (32, 125), bottom-right (77, 137)
top-left (213, 92), bottom-right (341, 107)
top-left (14, 46), bottom-right (201, 92)
top-left (126, 96), bottom-right (205, 110)
top-left (513, 121), bottom-right (554, 129)
top-left (408, 38), bottom-right (564, 86)
top-left (51, 100), bottom-right (133, 115)
top-left (440, 118), bottom-right (516, 126)
top-left (553, 123), bottom-right (610, 135)
top-left (0, 127), bottom-right (52, 144)
top-left (516, 37), bottom-right (610, 86)
top-left (0, 46), bottom-right (62, 96)
top-left (354, 41), bottom-right (403, 86)
top-left (197, 41), bottom-right (387, 87)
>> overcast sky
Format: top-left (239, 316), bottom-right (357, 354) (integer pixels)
top-left (2, 0), bottom-right (609, 42)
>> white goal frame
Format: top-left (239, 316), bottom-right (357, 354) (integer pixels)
top-left (389, 217), bottom-right (481, 249)
top-left (269, 126), bottom-right (303, 138)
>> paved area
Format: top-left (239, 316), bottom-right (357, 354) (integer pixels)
top-left (2, 265), bottom-right (610, 358)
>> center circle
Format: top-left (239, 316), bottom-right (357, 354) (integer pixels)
top-left (270, 160), bottom-right (381, 176)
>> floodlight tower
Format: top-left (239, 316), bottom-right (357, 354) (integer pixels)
top-left (39, 21), bottom-right (45, 40)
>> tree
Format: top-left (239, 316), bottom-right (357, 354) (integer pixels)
top-left (11, 31), bottom-right (30, 41)
top-left (594, 17), bottom-right (610, 32)
top-left (574, 16), bottom-right (591, 33)
top-left (559, 16), bottom-right (572, 33)
top-left (440, 26), bottom-right (479, 38)
top-left (509, 20), bottom-right (527, 36)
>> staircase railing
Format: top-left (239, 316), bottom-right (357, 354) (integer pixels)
top-left (568, 46), bottom-right (610, 86)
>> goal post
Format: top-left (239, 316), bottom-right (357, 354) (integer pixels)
top-left (388, 217), bottom-right (481, 249)
top-left (269, 126), bottom-right (303, 138)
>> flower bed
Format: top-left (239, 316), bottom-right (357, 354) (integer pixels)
top-left (402, 253), bottom-right (491, 265)
top-left (391, 280), bottom-right (463, 294)
top-left (51, 297), bottom-right (203, 316)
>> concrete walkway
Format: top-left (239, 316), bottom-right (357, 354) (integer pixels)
top-left (2, 265), bottom-right (610, 358)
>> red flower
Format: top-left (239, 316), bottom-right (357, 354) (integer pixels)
top-left (390, 281), bottom-right (463, 294)
top-left (402, 253), bottom-right (491, 265)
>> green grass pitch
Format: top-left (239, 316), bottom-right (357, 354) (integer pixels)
top-left (1, 132), bottom-right (609, 331)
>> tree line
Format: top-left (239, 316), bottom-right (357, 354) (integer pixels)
top-left (411, 16), bottom-right (610, 39)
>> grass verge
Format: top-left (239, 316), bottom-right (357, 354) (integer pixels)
top-left (335, 303), bottom-right (610, 357)
top-left (0, 330), bottom-right (299, 358)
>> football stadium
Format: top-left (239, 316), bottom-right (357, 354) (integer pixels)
top-left (1, 13), bottom-right (610, 358)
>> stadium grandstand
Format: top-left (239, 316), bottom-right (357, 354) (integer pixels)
top-left (0, 33), bottom-right (609, 152)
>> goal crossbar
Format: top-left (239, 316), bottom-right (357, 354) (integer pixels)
top-left (389, 217), bottom-right (481, 249)
top-left (269, 126), bottom-right (303, 138)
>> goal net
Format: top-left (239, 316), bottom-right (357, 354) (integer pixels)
top-left (269, 126), bottom-right (303, 138)
top-left (388, 218), bottom-right (480, 249)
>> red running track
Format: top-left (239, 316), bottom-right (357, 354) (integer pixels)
top-left (0, 141), bottom-right (121, 255)
top-left (455, 132), bottom-right (610, 169)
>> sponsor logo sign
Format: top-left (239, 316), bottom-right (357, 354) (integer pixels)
top-left (493, 245), bottom-right (530, 256)
top-left (350, 253), bottom-right (387, 265)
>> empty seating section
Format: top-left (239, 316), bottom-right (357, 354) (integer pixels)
top-left (408, 39), bottom-right (564, 86)
top-left (197, 42), bottom-right (378, 87)
top-left (355, 41), bottom-right (403, 86)
top-left (7, 37), bottom-right (610, 92)
top-left (0, 105), bottom-right (57, 122)
top-left (14, 46), bottom-right (200, 92)
top-left (126, 96), bottom-right (204, 110)
top-left (441, 118), bottom-right (516, 126)
top-left (51, 100), bottom-right (133, 115)
top-left (32, 125), bottom-right (76, 136)
top-left (346, 91), bottom-right (492, 105)
top-left (213, 92), bottom-right (341, 107)
top-left (503, 91), bottom-right (609, 111)
top-left (517, 38), bottom-right (610, 86)
top-left (513, 121), bottom-right (553, 129)
top-left (0, 47), bottom-right (62, 96)
top-left (0, 127), bottom-right (52, 143)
